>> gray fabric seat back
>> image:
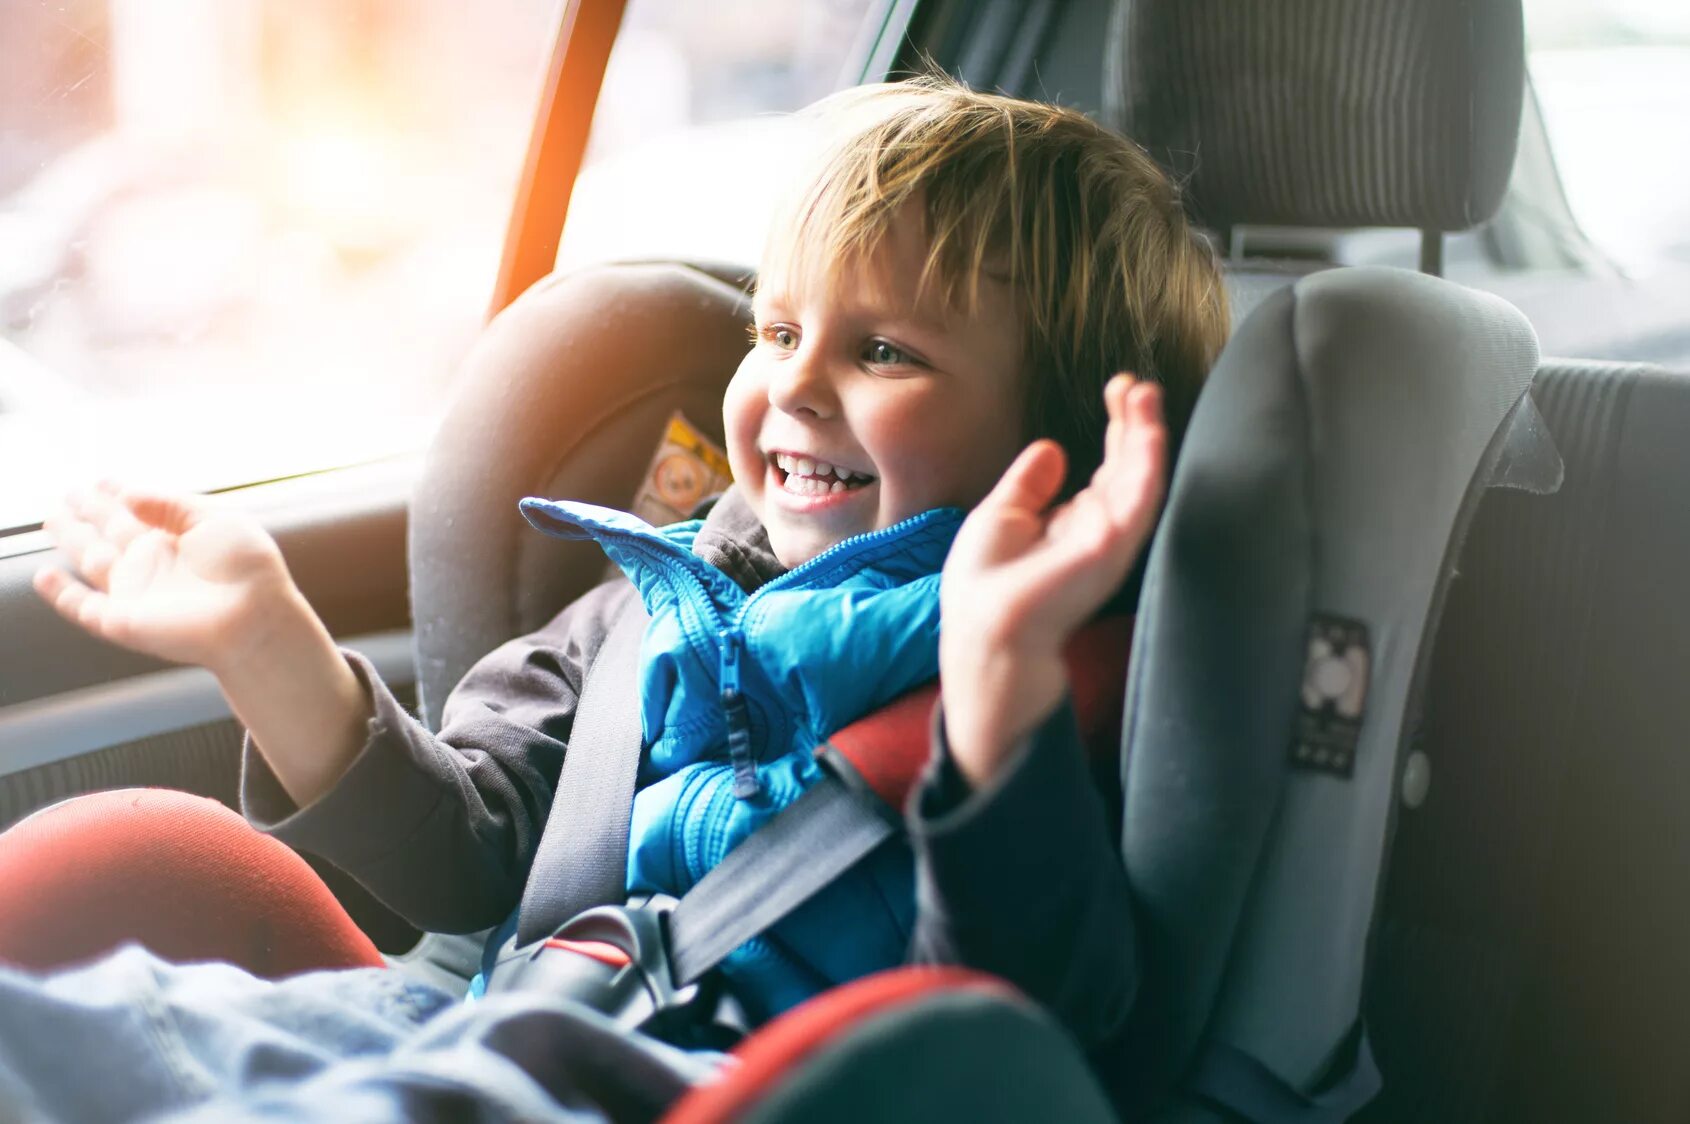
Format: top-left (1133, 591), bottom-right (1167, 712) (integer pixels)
top-left (393, 262), bottom-right (753, 993)
top-left (410, 261), bottom-right (753, 731)
top-left (1100, 2), bottom-right (1539, 1119)
top-left (1118, 268), bottom-right (1542, 1121)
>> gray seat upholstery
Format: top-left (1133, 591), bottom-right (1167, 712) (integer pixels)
top-left (389, 261), bottom-right (753, 992)
top-left (410, 261), bottom-right (753, 732)
top-left (1100, 1), bottom-right (1558, 1120)
top-left (1359, 359), bottom-right (1690, 1124)
top-left (1107, 1), bottom-right (1690, 1120)
top-left (1119, 267), bottom-right (1543, 1123)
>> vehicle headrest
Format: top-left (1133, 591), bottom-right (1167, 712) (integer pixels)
top-left (1103, 0), bottom-right (1525, 232)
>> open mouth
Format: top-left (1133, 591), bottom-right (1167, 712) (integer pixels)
top-left (769, 452), bottom-right (877, 497)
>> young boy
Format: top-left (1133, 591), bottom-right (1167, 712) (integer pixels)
top-left (19, 77), bottom-right (1227, 1119)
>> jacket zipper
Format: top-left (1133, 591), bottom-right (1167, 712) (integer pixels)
top-left (711, 510), bottom-right (955, 799)
top-left (717, 626), bottom-right (759, 797)
top-left (577, 507), bottom-right (959, 801)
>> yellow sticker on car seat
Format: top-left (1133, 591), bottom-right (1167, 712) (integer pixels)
top-left (631, 412), bottom-right (735, 527)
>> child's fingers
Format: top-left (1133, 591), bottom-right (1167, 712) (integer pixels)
top-left (1107, 375), bottom-right (1161, 466)
top-left (1093, 375), bottom-right (1163, 475)
top-left (88, 479), bottom-right (152, 548)
top-left (66, 483), bottom-right (122, 534)
top-left (1103, 396), bottom-right (1167, 535)
top-left (119, 487), bottom-right (201, 535)
top-left (44, 501), bottom-right (124, 591)
top-left (78, 540), bottom-right (121, 591)
top-left (1100, 374), bottom-right (1132, 466)
top-left (1124, 378), bottom-right (1163, 428)
top-left (41, 508), bottom-right (102, 579)
top-left (32, 567), bottom-right (116, 639)
top-left (1105, 372), bottom-right (1135, 417)
top-left (977, 439), bottom-right (1067, 519)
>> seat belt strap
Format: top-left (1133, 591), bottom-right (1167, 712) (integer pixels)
top-left (1185, 1025), bottom-right (1382, 1124)
top-left (516, 590), bottom-right (650, 945)
top-left (666, 772), bottom-right (897, 986)
top-left (515, 584), bottom-right (907, 978)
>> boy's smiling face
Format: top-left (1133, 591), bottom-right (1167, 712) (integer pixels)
top-left (725, 210), bottom-right (1027, 568)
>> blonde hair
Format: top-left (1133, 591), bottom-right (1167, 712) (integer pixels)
top-left (764, 75), bottom-right (1229, 485)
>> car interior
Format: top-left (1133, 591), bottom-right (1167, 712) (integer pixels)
top-left (1, 0), bottom-right (1688, 1120)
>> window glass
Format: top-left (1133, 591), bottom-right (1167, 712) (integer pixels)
top-left (1498, 0), bottom-right (1690, 365)
top-left (556, 0), bottom-right (883, 273)
top-left (1525, 1), bottom-right (1690, 273)
top-left (0, 0), bottom-right (555, 530)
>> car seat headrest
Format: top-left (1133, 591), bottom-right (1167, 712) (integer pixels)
top-left (1117, 266), bottom-right (1545, 1117)
top-left (1103, 0), bottom-right (1526, 232)
top-left (411, 262), bottom-right (753, 730)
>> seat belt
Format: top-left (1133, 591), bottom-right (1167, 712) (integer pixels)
top-left (665, 771), bottom-right (897, 986)
top-left (516, 589), bottom-right (651, 945)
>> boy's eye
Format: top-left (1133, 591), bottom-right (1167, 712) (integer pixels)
top-left (764, 325), bottom-right (799, 351)
top-left (864, 339), bottom-right (914, 367)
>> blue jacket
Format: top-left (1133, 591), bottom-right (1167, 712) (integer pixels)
top-left (518, 497), bottom-right (964, 1018)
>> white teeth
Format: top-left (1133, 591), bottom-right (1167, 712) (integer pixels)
top-left (783, 474), bottom-right (829, 496)
top-left (772, 452), bottom-right (875, 488)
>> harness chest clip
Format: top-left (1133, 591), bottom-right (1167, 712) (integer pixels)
top-left (486, 895), bottom-right (738, 1044)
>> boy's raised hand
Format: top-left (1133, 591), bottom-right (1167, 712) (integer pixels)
top-left (34, 481), bottom-right (374, 807)
top-left (33, 481), bottom-right (295, 673)
top-left (939, 375), bottom-right (1166, 786)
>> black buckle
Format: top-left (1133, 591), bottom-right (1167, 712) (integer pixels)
top-left (487, 896), bottom-right (742, 1045)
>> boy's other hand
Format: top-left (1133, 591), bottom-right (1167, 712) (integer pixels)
top-left (35, 481), bottom-right (375, 808)
top-left (33, 481), bottom-right (297, 675)
top-left (940, 375), bottom-right (1166, 787)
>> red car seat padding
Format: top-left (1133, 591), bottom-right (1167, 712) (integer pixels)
top-left (663, 966), bottom-right (1115, 1124)
top-left (822, 615), bottom-right (1133, 811)
top-left (0, 788), bottom-right (383, 977)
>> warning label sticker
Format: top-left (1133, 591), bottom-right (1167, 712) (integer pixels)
top-left (1288, 615), bottom-right (1371, 777)
top-left (630, 412), bottom-right (735, 527)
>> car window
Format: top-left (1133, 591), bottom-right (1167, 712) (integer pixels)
top-left (555, 0), bottom-right (884, 273)
top-left (1490, 0), bottom-right (1690, 364)
top-left (0, 1), bottom-right (555, 531)
top-left (1525, 1), bottom-right (1690, 274)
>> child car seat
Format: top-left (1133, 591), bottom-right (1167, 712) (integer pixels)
top-left (397, 0), bottom-right (1551, 1115)
top-left (1104, 0), bottom-right (1552, 1118)
top-left (0, 2), bottom-right (1556, 1115)
top-left (397, 263), bottom-right (1546, 1123)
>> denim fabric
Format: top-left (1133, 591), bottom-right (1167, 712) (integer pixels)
top-left (0, 945), bottom-right (720, 1123)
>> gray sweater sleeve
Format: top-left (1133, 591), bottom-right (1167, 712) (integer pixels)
top-left (906, 701), bottom-right (1139, 1056)
top-left (240, 579), bottom-right (637, 935)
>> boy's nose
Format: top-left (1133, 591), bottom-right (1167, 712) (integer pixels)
top-left (768, 350), bottom-right (838, 420)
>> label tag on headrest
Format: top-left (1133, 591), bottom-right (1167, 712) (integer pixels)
top-left (1289, 615), bottom-right (1371, 777)
top-left (631, 412), bottom-right (735, 526)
